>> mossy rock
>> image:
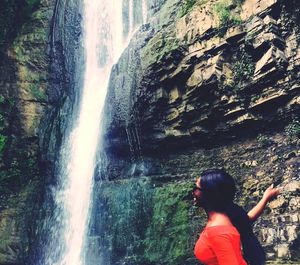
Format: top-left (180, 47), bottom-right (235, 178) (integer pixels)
top-left (144, 181), bottom-right (203, 265)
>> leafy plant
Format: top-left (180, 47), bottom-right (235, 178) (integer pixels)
top-left (0, 134), bottom-right (7, 153)
top-left (214, 0), bottom-right (242, 37)
top-left (285, 119), bottom-right (300, 138)
top-left (245, 31), bottom-right (255, 46)
top-left (220, 49), bottom-right (255, 94)
top-left (233, 50), bottom-right (255, 85)
top-left (257, 133), bottom-right (272, 147)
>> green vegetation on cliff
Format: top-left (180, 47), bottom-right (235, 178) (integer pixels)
top-left (144, 182), bottom-right (195, 264)
top-left (180, 0), bottom-right (197, 17)
top-left (0, 0), bottom-right (49, 263)
top-left (0, 0), bottom-right (41, 50)
top-left (0, 135), bottom-right (7, 154)
top-left (214, 0), bottom-right (242, 36)
top-left (232, 49), bottom-right (255, 88)
top-left (285, 119), bottom-right (300, 138)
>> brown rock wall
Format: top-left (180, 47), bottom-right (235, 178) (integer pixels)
top-left (102, 0), bottom-right (300, 263)
top-left (130, 0), bottom-right (300, 153)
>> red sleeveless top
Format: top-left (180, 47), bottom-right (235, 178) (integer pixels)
top-left (194, 225), bottom-right (247, 265)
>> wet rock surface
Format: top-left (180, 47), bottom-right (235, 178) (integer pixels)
top-left (99, 0), bottom-right (300, 264)
top-left (0, 0), bottom-right (84, 263)
top-left (92, 132), bottom-right (300, 265)
top-left (0, 0), bottom-right (299, 264)
top-left (0, 0), bottom-right (54, 263)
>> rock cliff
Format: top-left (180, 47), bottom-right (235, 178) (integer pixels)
top-left (104, 0), bottom-right (300, 156)
top-left (0, 0), bottom-right (299, 265)
top-left (97, 0), bottom-right (300, 264)
top-left (0, 0), bottom-right (84, 263)
top-left (0, 0), bottom-right (54, 263)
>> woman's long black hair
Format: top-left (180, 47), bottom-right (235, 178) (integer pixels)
top-left (199, 169), bottom-right (266, 265)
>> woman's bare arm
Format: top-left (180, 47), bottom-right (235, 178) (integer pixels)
top-left (247, 184), bottom-right (280, 222)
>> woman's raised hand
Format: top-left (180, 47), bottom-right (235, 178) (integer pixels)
top-left (262, 184), bottom-right (280, 203)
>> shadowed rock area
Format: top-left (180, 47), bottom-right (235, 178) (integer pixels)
top-left (0, 0), bottom-right (84, 263)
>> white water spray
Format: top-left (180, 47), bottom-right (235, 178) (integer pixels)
top-left (142, 0), bottom-right (148, 24)
top-left (44, 1), bottom-right (148, 265)
top-left (129, 0), bottom-right (134, 35)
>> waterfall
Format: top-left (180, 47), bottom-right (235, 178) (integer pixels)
top-left (129, 0), bottom-right (134, 36)
top-left (42, 1), bottom-right (148, 265)
top-left (142, 0), bottom-right (148, 24)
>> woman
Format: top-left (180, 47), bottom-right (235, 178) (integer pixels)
top-left (193, 169), bottom-right (279, 265)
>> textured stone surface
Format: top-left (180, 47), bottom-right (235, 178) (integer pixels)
top-left (0, 0), bottom-right (84, 263)
top-left (0, 0), bottom-right (299, 264)
top-left (92, 131), bottom-right (300, 265)
top-left (0, 0), bottom-right (54, 264)
top-left (100, 0), bottom-right (300, 264)
top-left (103, 0), bottom-right (300, 155)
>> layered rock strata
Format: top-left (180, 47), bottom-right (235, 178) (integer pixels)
top-left (99, 0), bottom-right (300, 264)
top-left (103, 0), bottom-right (300, 165)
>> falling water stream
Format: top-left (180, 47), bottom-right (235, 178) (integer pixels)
top-left (43, 1), bottom-right (147, 265)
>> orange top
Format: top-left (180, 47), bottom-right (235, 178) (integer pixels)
top-left (194, 225), bottom-right (247, 265)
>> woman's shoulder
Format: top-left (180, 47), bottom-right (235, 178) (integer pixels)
top-left (203, 225), bottom-right (240, 237)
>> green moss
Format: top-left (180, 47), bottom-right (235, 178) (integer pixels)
top-left (28, 83), bottom-right (47, 101)
top-left (0, 134), bottom-right (7, 154)
top-left (90, 179), bottom-right (203, 265)
top-left (13, 45), bottom-right (31, 62)
top-left (92, 178), bottom-right (153, 264)
top-left (0, 1), bottom-right (45, 261)
top-left (12, 12), bottom-right (49, 102)
top-left (141, 31), bottom-right (180, 69)
top-left (159, 37), bottom-right (180, 61)
top-left (157, 0), bottom-right (183, 29)
top-left (0, 179), bottom-right (40, 263)
top-left (214, 0), bottom-right (243, 37)
top-left (179, 0), bottom-right (209, 17)
top-left (144, 182), bottom-right (195, 265)
top-left (180, 0), bottom-right (197, 17)
top-left (0, 141), bottom-right (39, 195)
top-left (285, 119), bottom-right (300, 138)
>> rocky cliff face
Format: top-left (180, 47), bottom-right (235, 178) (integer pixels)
top-left (0, 0), bottom-right (299, 264)
top-left (97, 0), bottom-right (300, 264)
top-left (0, 0), bottom-right (84, 263)
top-left (0, 0), bottom-right (54, 263)
top-left (104, 0), bottom-right (300, 156)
